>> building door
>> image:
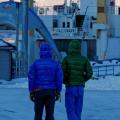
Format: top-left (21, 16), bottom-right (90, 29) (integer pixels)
top-left (87, 40), bottom-right (96, 60)
top-left (81, 41), bottom-right (87, 57)
top-left (0, 50), bottom-right (11, 80)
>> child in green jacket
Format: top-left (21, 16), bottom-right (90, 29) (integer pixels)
top-left (62, 40), bottom-right (93, 120)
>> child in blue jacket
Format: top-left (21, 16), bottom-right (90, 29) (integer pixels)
top-left (28, 43), bottom-right (63, 120)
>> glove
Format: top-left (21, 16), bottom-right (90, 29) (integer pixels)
top-left (30, 92), bottom-right (35, 102)
top-left (55, 91), bottom-right (61, 101)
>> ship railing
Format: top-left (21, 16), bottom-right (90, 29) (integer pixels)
top-left (53, 28), bottom-right (77, 34)
top-left (36, 26), bottom-right (94, 38)
top-left (35, 24), bottom-right (93, 38)
top-left (52, 27), bottom-right (87, 37)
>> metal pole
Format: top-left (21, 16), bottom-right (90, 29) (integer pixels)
top-left (64, 0), bottom-right (67, 14)
top-left (28, 0), bottom-right (35, 66)
top-left (16, 2), bottom-right (20, 77)
top-left (22, 0), bottom-right (29, 75)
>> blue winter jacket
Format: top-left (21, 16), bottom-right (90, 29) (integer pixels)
top-left (28, 43), bottom-right (63, 92)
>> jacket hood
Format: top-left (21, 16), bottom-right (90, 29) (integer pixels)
top-left (68, 40), bottom-right (81, 56)
top-left (40, 43), bottom-right (52, 59)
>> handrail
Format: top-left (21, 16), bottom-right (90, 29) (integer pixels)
top-left (93, 64), bottom-right (120, 77)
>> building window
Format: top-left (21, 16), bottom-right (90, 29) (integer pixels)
top-left (67, 22), bottom-right (70, 28)
top-left (39, 8), bottom-right (44, 14)
top-left (53, 19), bottom-right (58, 28)
top-left (98, 7), bottom-right (105, 13)
top-left (63, 22), bottom-right (65, 28)
top-left (110, 1), bottom-right (114, 6)
top-left (119, 7), bottom-right (120, 15)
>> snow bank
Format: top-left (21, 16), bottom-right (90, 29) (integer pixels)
top-left (86, 76), bottom-right (120, 90)
top-left (91, 59), bottom-right (120, 66)
top-left (0, 78), bottom-right (28, 89)
top-left (0, 76), bottom-right (120, 90)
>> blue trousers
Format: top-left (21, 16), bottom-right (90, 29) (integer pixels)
top-left (65, 86), bottom-right (84, 120)
top-left (34, 90), bottom-right (55, 120)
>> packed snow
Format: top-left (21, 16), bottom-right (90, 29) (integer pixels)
top-left (0, 59), bottom-right (120, 120)
top-left (1, 76), bottom-right (120, 120)
top-left (0, 76), bottom-right (120, 90)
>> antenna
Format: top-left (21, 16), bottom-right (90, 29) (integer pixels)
top-left (64, 0), bottom-right (67, 14)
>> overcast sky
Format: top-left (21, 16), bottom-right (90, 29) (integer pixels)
top-left (0, 0), bottom-right (65, 7)
top-left (0, 0), bottom-right (119, 6)
top-left (0, 0), bottom-right (77, 6)
top-left (34, 0), bottom-right (78, 6)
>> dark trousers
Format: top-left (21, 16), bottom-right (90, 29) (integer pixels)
top-left (34, 90), bottom-right (55, 120)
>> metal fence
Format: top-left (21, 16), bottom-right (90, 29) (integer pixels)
top-left (93, 64), bottom-right (120, 77)
top-left (12, 62), bottom-right (120, 79)
top-left (12, 66), bottom-right (27, 79)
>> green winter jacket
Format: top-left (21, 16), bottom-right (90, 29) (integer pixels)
top-left (62, 40), bottom-right (93, 86)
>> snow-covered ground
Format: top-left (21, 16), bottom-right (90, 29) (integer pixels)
top-left (1, 75), bottom-right (120, 90)
top-left (0, 59), bottom-right (120, 120)
top-left (0, 76), bottom-right (120, 120)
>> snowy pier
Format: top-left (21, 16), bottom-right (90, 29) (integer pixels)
top-left (0, 76), bottom-right (120, 120)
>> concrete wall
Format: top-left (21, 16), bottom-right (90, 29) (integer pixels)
top-left (106, 38), bottom-right (120, 59)
top-left (97, 30), bottom-right (108, 60)
top-left (97, 35), bottom-right (120, 60)
top-left (111, 15), bottom-right (120, 37)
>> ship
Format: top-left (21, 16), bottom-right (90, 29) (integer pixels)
top-left (34, 0), bottom-right (120, 61)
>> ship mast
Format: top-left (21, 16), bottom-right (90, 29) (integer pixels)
top-left (64, 0), bottom-right (67, 14)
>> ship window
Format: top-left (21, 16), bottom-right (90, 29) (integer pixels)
top-left (90, 22), bottom-right (93, 29)
top-left (67, 22), bottom-right (70, 28)
top-left (53, 19), bottom-right (58, 28)
top-left (98, 7), bottom-right (105, 13)
top-left (110, 1), bottom-right (114, 6)
top-left (39, 8), bottom-right (44, 14)
top-left (63, 22), bottom-right (65, 28)
top-left (119, 7), bottom-right (120, 15)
